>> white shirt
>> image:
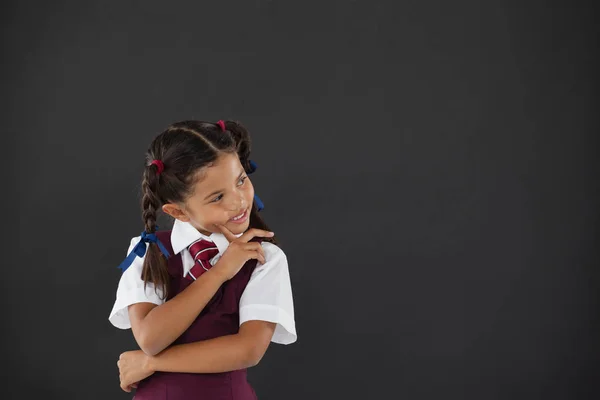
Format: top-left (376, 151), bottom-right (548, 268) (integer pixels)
top-left (108, 219), bottom-right (297, 345)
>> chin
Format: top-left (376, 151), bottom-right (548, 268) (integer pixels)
top-left (226, 221), bottom-right (249, 233)
top-left (225, 218), bottom-right (250, 232)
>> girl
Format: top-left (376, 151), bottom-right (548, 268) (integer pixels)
top-left (108, 120), bottom-right (297, 399)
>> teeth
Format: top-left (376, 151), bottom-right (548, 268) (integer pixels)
top-left (232, 211), bottom-right (245, 220)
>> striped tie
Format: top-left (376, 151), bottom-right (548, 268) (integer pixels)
top-left (186, 239), bottom-right (219, 281)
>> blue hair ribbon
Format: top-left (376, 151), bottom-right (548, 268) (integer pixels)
top-left (248, 159), bottom-right (258, 174)
top-left (117, 227), bottom-right (171, 272)
top-left (248, 159), bottom-right (264, 211)
top-left (254, 194), bottom-right (264, 211)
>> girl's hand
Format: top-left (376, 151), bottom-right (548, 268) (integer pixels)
top-left (212, 224), bottom-right (274, 281)
top-left (117, 350), bottom-right (154, 392)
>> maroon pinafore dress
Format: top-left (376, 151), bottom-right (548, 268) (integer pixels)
top-left (133, 230), bottom-right (260, 400)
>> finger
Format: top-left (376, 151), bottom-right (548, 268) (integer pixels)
top-left (214, 223), bottom-right (236, 242)
top-left (242, 244), bottom-right (266, 264)
top-left (242, 242), bottom-right (264, 258)
top-left (238, 228), bottom-right (274, 243)
top-left (255, 250), bottom-right (266, 265)
top-left (256, 243), bottom-right (266, 260)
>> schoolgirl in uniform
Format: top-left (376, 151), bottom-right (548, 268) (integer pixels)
top-left (108, 120), bottom-right (297, 399)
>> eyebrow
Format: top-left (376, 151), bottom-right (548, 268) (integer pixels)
top-left (203, 169), bottom-right (246, 200)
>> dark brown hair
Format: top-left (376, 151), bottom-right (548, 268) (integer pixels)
top-left (140, 120), bottom-right (276, 299)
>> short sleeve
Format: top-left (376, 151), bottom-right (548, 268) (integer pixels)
top-left (108, 236), bottom-right (165, 329)
top-left (239, 242), bottom-right (297, 344)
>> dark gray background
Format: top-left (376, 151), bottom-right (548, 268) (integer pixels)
top-left (3, 1), bottom-right (598, 399)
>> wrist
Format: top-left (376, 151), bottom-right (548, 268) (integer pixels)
top-left (207, 264), bottom-right (228, 284)
top-left (144, 353), bottom-right (157, 374)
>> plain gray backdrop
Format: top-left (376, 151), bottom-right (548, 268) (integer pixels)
top-left (3, 1), bottom-right (598, 399)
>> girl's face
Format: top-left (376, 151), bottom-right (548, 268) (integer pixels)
top-left (162, 152), bottom-right (254, 236)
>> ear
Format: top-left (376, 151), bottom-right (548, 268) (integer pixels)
top-left (162, 203), bottom-right (190, 222)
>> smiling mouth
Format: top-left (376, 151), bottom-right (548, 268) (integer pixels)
top-left (229, 209), bottom-right (248, 222)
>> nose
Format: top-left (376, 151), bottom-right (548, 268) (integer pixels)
top-left (226, 193), bottom-right (246, 212)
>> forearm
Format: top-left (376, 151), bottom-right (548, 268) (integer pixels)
top-left (137, 269), bottom-right (226, 355)
top-left (146, 333), bottom-right (254, 374)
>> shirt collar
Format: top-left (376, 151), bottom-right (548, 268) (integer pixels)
top-left (171, 218), bottom-right (242, 256)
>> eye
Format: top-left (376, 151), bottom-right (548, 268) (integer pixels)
top-left (210, 177), bottom-right (246, 203)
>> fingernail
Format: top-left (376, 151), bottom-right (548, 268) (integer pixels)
top-left (268, 232), bottom-right (274, 236)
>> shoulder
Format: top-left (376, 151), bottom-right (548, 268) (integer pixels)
top-left (127, 235), bottom-right (142, 249)
top-left (117, 235), bottom-right (145, 275)
top-left (261, 241), bottom-right (287, 263)
top-left (252, 241), bottom-right (289, 277)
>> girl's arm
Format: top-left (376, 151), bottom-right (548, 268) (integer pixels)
top-left (128, 268), bottom-right (226, 356)
top-left (146, 320), bottom-right (276, 373)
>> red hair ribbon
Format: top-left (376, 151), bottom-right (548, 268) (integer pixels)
top-left (216, 120), bottom-right (226, 132)
top-left (150, 159), bottom-right (164, 175)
